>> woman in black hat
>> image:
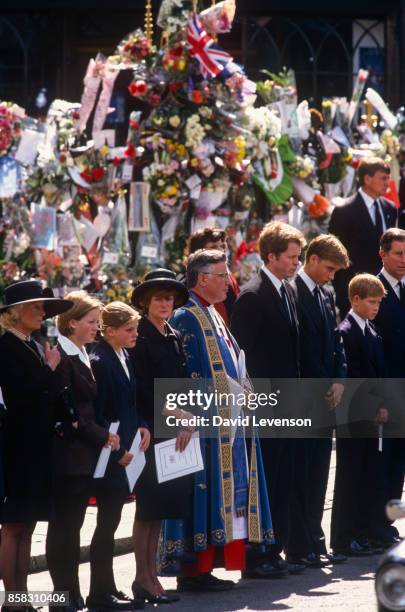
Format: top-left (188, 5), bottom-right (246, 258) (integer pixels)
top-left (129, 269), bottom-right (194, 605)
top-left (0, 280), bottom-right (72, 607)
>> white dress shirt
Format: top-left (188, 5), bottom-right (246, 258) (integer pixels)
top-left (298, 268), bottom-right (317, 293)
top-left (348, 309), bottom-right (368, 334)
top-left (380, 267), bottom-right (401, 299)
top-left (58, 334), bottom-right (91, 369)
top-left (262, 265), bottom-right (294, 322)
top-left (359, 188), bottom-right (386, 232)
top-left (261, 265), bottom-right (283, 296)
top-left (115, 349), bottom-right (130, 380)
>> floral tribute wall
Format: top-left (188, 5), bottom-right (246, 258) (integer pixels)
top-left (1, 0), bottom-right (405, 299)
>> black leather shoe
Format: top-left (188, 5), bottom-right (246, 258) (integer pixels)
top-left (286, 561), bottom-right (306, 574)
top-left (71, 596), bottom-right (86, 611)
top-left (372, 536), bottom-right (402, 549)
top-left (335, 540), bottom-right (374, 557)
top-left (86, 594), bottom-right (134, 610)
top-left (322, 552), bottom-right (347, 564)
top-left (288, 553), bottom-right (328, 568)
top-left (177, 573), bottom-right (234, 592)
top-left (242, 562), bottom-right (288, 579)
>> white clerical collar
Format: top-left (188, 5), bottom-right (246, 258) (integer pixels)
top-left (261, 265), bottom-right (283, 294)
top-left (349, 309), bottom-right (367, 333)
top-left (58, 334), bottom-right (91, 369)
top-left (298, 268), bottom-right (317, 293)
top-left (359, 187), bottom-right (377, 211)
top-left (380, 267), bottom-right (401, 292)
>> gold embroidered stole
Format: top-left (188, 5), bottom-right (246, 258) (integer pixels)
top-left (184, 299), bottom-right (263, 543)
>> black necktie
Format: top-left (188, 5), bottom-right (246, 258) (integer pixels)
top-left (313, 286), bottom-right (327, 326)
top-left (364, 323), bottom-right (377, 371)
top-left (280, 283), bottom-right (293, 325)
top-left (373, 200), bottom-right (383, 236)
top-left (398, 282), bottom-right (405, 307)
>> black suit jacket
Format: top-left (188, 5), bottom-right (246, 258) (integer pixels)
top-left (329, 192), bottom-right (398, 317)
top-left (339, 314), bottom-right (385, 435)
top-left (89, 339), bottom-right (144, 488)
top-left (293, 275), bottom-right (347, 379)
top-left (374, 272), bottom-right (405, 378)
top-left (231, 269), bottom-right (300, 379)
top-left (52, 346), bottom-right (108, 477)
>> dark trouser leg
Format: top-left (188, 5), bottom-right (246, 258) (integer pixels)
top-left (355, 438), bottom-right (383, 540)
top-left (89, 488), bottom-right (127, 598)
top-left (331, 438), bottom-right (364, 551)
top-left (265, 438), bottom-right (295, 561)
top-left (306, 437), bottom-right (332, 555)
top-left (378, 438), bottom-right (405, 539)
top-left (46, 476), bottom-right (91, 598)
top-left (286, 439), bottom-right (311, 558)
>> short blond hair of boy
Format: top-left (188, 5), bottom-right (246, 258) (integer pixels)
top-left (305, 234), bottom-right (349, 269)
top-left (348, 273), bottom-right (386, 302)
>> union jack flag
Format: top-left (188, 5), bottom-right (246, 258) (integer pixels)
top-left (187, 13), bottom-right (233, 80)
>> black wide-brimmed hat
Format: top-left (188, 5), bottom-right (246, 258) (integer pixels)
top-left (131, 269), bottom-right (189, 310)
top-left (0, 280), bottom-right (73, 318)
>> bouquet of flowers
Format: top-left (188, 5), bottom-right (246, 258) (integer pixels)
top-left (256, 68), bottom-right (297, 105)
top-left (113, 29), bottom-right (156, 66)
top-left (0, 101), bottom-right (25, 157)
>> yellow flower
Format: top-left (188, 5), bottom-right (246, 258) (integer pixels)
top-left (298, 170), bottom-right (308, 178)
top-left (342, 152), bottom-right (352, 163)
top-left (235, 136), bottom-right (246, 161)
top-left (169, 115), bottom-right (181, 128)
top-left (190, 158), bottom-right (199, 167)
top-left (165, 185), bottom-right (178, 196)
top-left (322, 100), bottom-right (332, 108)
top-left (176, 144), bottom-right (187, 157)
top-left (99, 145), bottom-right (109, 156)
top-left (178, 59), bottom-right (186, 71)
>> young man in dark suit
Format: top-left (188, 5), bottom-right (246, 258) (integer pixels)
top-left (373, 228), bottom-right (405, 545)
top-left (231, 221), bottom-right (306, 578)
top-left (287, 235), bottom-right (349, 568)
top-left (329, 157), bottom-right (398, 317)
top-left (331, 274), bottom-right (388, 556)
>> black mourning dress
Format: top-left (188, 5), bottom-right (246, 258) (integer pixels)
top-left (129, 316), bottom-right (192, 521)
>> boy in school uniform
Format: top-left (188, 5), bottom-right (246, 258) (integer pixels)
top-left (331, 273), bottom-right (388, 557)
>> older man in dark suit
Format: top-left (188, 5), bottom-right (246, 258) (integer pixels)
top-left (231, 221), bottom-right (306, 578)
top-left (329, 157), bottom-right (398, 317)
top-left (373, 228), bottom-right (405, 545)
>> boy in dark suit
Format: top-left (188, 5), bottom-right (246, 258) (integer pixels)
top-left (231, 221), bottom-right (306, 578)
top-left (287, 234), bottom-right (349, 568)
top-left (331, 274), bottom-right (388, 556)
